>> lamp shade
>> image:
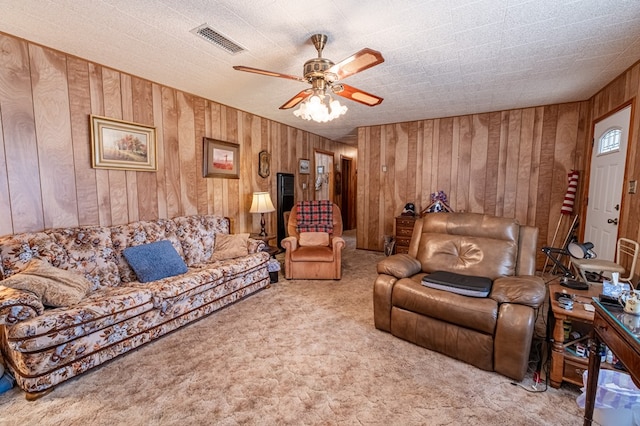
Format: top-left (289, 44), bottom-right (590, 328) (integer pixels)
top-left (249, 192), bottom-right (275, 214)
top-left (568, 241), bottom-right (597, 259)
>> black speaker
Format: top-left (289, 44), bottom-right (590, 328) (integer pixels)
top-left (277, 173), bottom-right (295, 248)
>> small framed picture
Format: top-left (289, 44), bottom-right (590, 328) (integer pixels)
top-left (203, 137), bottom-right (240, 179)
top-left (258, 150), bottom-right (270, 178)
top-left (317, 165), bottom-right (325, 174)
top-left (299, 158), bottom-right (310, 175)
top-left (90, 115), bottom-right (157, 171)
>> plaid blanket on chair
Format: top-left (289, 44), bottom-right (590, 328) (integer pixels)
top-left (296, 200), bottom-right (334, 233)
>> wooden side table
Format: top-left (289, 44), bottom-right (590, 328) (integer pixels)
top-left (250, 233), bottom-right (280, 257)
top-left (548, 282), bottom-right (601, 388)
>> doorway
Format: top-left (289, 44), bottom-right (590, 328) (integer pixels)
top-left (340, 156), bottom-right (356, 230)
top-left (314, 150), bottom-right (334, 201)
top-left (276, 172), bottom-right (295, 248)
top-left (583, 104), bottom-right (632, 261)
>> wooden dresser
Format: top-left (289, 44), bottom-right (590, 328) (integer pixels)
top-left (394, 215), bottom-right (417, 254)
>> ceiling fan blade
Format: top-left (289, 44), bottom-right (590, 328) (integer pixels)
top-left (233, 65), bottom-right (306, 83)
top-left (327, 48), bottom-right (384, 80)
top-left (279, 90), bottom-right (312, 110)
top-left (333, 84), bottom-right (383, 107)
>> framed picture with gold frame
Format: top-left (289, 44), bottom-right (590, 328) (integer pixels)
top-left (90, 115), bottom-right (157, 171)
top-left (203, 137), bottom-right (240, 179)
top-left (90, 115), bottom-right (158, 172)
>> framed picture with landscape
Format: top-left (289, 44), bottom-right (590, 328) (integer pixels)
top-left (203, 137), bottom-right (240, 179)
top-left (90, 115), bottom-right (157, 171)
top-left (299, 158), bottom-right (310, 175)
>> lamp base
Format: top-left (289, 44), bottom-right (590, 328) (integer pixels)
top-left (560, 276), bottom-right (589, 290)
top-left (259, 213), bottom-right (267, 237)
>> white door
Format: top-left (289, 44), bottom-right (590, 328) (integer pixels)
top-left (584, 105), bottom-right (631, 261)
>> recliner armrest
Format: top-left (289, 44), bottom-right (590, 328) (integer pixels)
top-left (377, 254), bottom-right (422, 279)
top-left (489, 275), bottom-right (546, 308)
top-left (331, 236), bottom-right (346, 251)
top-left (281, 236), bottom-right (298, 251)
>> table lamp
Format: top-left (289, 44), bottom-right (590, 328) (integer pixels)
top-left (249, 192), bottom-right (275, 236)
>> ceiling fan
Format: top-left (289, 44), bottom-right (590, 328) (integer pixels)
top-left (233, 34), bottom-right (384, 113)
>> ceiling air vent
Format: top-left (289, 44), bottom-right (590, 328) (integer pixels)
top-left (191, 24), bottom-right (246, 54)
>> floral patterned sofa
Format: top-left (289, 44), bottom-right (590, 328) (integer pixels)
top-left (0, 215), bottom-right (270, 399)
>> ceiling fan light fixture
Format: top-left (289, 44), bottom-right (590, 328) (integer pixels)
top-left (234, 34), bottom-right (383, 118)
top-left (329, 98), bottom-right (348, 117)
top-left (293, 92), bottom-right (347, 123)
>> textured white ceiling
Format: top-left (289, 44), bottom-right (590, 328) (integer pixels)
top-left (2, 0), bottom-right (640, 144)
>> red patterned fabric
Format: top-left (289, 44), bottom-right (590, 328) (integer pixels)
top-left (296, 200), bottom-right (334, 233)
top-left (561, 170), bottom-right (579, 215)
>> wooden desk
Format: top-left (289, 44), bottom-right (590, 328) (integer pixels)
top-left (548, 282), bottom-right (601, 388)
top-left (584, 300), bottom-right (640, 425)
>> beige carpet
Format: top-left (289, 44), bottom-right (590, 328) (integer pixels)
top-left (0, 231), bottom-right (584, 425)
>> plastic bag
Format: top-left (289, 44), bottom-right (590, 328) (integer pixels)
top-left (577, 369), bottom-right (640, 410)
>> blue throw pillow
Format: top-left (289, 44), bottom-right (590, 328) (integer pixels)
top-left (123, 240), bottom-right (187, 283)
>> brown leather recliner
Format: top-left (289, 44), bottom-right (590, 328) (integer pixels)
top-left (282, 203), bottom-right (345, 280)
top-left (373, 212), bottom-right (546, 381)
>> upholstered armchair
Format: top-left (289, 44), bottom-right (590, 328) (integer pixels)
top-left (282, 201), bottom-right (345, 280)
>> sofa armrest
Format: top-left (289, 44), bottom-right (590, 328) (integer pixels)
top-left (376, 254), bottom-right (422, 279)
top-left (490, 275), bottom-right (546, 308)
top-left (247, 238), bottom-right (266, 254)
top-left (0, 285), bottom-right (44, 325)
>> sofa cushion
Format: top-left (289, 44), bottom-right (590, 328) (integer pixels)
top-left (6, 286), bottom-right (154, 351)
top-left (289, 246), bottom-right (335, 262)
top-left (172, 215), bottom-right (232, 265)
top-left (392, 277), bottom-right (498, 335)
top-left (208, 251), bottom-right (270, 279)
top-left (299, 232), bottom-right (330, 247)
top-left (212, 233), bottom-right (249, 260)
top-left (46, 225), bottom-right (121, 290)
top-left (122, 251), bottom-right (268, 311)
top-left (172, 215), bottom-right (215, 266)
top-left (123, 240), bottom-right (188, 283)
top-left (1, 259), bottom-right (91, 307)
top-left (122, 267), bottom-right (223, 306)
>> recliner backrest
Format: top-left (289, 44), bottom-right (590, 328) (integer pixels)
top-left (409, 213), bottom-right (521, 280)
top-left (287, 203), bottom-right (343, 240)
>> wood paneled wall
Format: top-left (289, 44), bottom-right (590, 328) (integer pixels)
top-left (356, 102), bottom-right (591, 269)
top-left (0, 32), bottom-right (356, 237)
top-left (356, 57), bottom-right (640, 273)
